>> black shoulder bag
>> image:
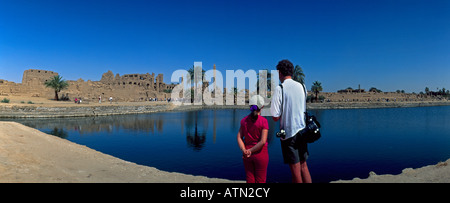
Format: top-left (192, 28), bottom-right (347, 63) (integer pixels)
top-left (277, 83), bottom-right (321, 143)
top-left (300, 84), bottom-right (321, 143)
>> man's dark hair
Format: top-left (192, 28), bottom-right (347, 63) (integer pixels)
top-left (276, 59), bottom-right (294, 76)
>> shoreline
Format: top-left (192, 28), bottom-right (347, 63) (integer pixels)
top-left (0, 121), bottom-right (242, 183)
top-left (307, 100), bottom-right (450, 109)
top-left (1, 100), bottom-right (449, 118)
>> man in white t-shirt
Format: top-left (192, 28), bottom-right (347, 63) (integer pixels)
top-left (271, 59), bottom-right (312, 183)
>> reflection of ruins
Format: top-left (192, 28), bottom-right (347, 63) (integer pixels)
top-left (10, 109), bottom-right (223, 152)
top-left (0, 69), bottom-right (176, 102)
top-left (14, 114), bottom-right (165, 135)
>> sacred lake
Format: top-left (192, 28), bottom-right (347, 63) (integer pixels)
top-left (2, 106), bottom-right (449, 183)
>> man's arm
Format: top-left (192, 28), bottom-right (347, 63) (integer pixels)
top-left (270, 85), bottom-right (282, 121)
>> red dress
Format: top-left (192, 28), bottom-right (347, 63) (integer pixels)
top-left (240, 115), bottom-right (269, 183)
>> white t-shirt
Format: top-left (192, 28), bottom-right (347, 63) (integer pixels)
top-left (270, 79), bottom-right (306, 140)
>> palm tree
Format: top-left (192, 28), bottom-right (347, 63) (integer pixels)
top-left (187, 65), bottom-right (206, 82)
top-left (256, 69), bottom-right (273, 93)
top-left (44, 75), bottom-right (69, 101)
top-left (311, 81), bottom-right (323, 102)
top-left (187, 66), bottom-right (205, 103)
top-left (293, 65), bottom-right (305, 85)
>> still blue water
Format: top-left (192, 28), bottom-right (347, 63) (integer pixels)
top-left (4, 106), bottom-right (450, 182)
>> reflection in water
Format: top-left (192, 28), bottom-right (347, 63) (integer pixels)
top-left (185, 111), bottom-right (207, 151)
top-left (186, 131), bottom-right (206, 151)
top-left (8, 109), bottom-right (222, 151)
top-left (45, 127), bottom-right (68, 139)
top-left (12, 114), bottom-right (166, 135)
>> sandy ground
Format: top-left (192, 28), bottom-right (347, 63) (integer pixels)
top-left (332, 159), bottom-right (450, 183)
top-left (0, 121), bottom-right (241, 183)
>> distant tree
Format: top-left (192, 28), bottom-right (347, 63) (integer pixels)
top-left (187, 66), bottom-right (206, 103)
top-left (187, 66), bottom-right (206, 82)
top-left (293, 65), bottom-right (305, 85)
top-left (369, 87), bottom-right (382, 93)
top-left (44, 75), bottom-right (69, 101)
top-left (256, 69), bottom-right (273, 93)
top-left (425, 87), bottom-right (430, 96)
top-left (1, 98), bottom-right (10, 103)
top-left (311, 81), bottom-right (323, 102)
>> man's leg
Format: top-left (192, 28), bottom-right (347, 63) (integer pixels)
top-left (281, 136), bottom-right (304, 183)
top-left (289, 162), bottom-right (302, 183)
top-left (300, 161), bottom-right (312, 183)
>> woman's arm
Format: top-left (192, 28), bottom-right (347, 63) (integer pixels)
top-left (237, 127), bottom-right (251, 157)
top-left (249, 129), bottom-right (268, 154)
top-left (237, 126), bottom-right (246, 153)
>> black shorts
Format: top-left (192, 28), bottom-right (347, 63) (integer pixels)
top-left (280, 132), bottom-right (309, 164)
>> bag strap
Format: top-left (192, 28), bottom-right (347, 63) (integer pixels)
top-left (301, 83), bottom-right (307, 114)
top-left (301, 83), bottom-right (306, 98)
top-left (279, 84), bottom-right (283, 116)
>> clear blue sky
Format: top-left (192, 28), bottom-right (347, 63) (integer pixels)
top-left (1, 0), bottom-right (449, 93)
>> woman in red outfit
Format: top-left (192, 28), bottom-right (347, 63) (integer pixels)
top-left (237, 95), bottom-right (269, 183)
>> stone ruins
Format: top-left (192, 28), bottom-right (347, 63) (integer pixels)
top-left (0, 69), bottom-right (175, 102)
top-left (1, 69), bottom-right (443, 104)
